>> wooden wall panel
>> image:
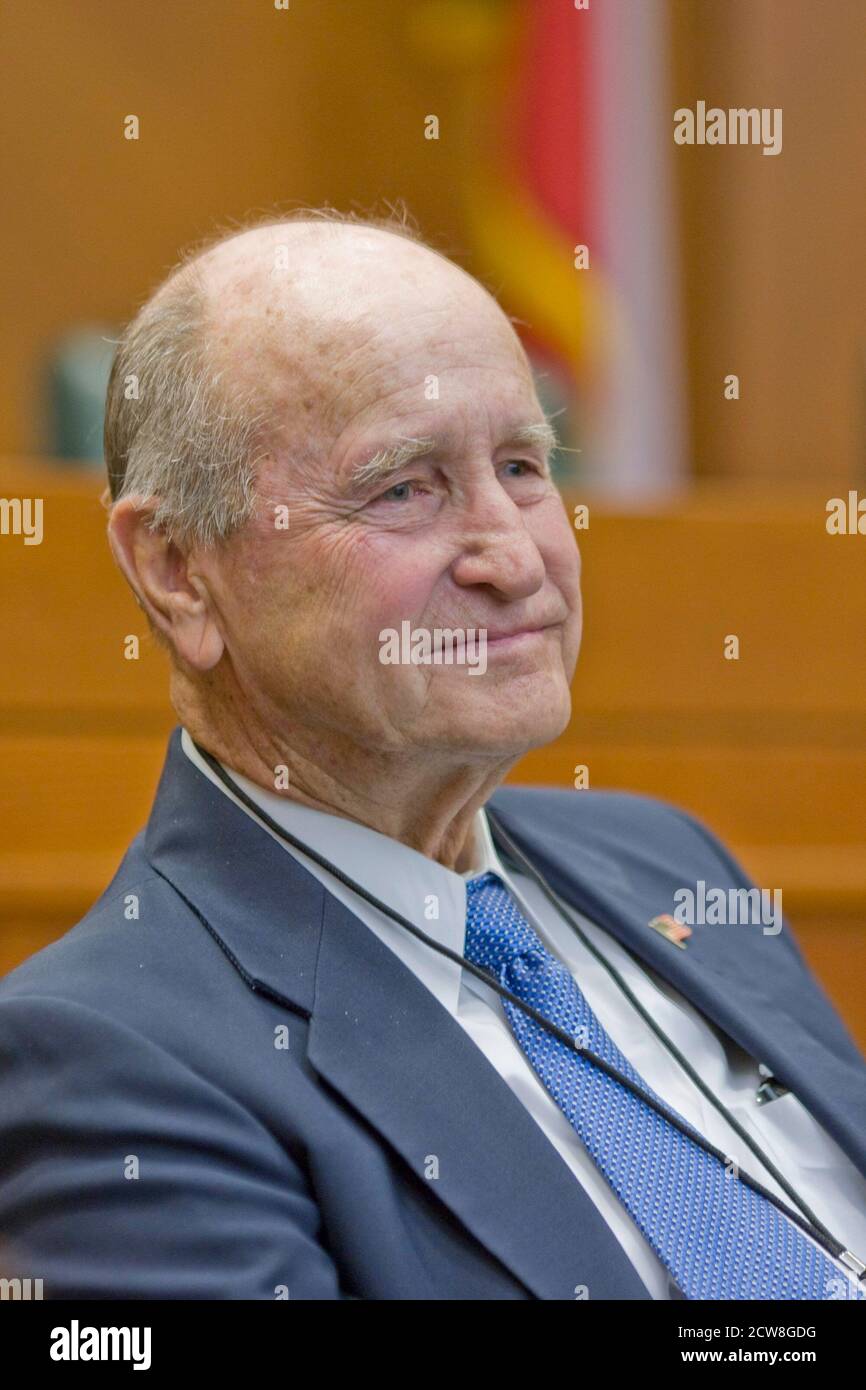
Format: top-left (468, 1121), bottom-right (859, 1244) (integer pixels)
top-left (669, 0), bottom-right (866, 484)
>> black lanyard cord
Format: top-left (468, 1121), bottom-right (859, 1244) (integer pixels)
top-left (484, 808), bottom-right (844, 1249)
top-left (192, 741), bottom-right (863, 1279)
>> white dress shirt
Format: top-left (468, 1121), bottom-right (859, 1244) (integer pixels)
top-left (181, 729), bottom-right (866, 1299)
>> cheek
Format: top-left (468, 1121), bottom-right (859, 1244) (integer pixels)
top-left (531, 503), bottom-right (582, 591)
top-left (350, 531), bottom-right (448, 627)
top-left (561, 541), bottom-right (582, 604)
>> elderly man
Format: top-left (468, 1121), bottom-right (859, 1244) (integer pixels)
top-left (2, 210), bottom-right (866, 1302)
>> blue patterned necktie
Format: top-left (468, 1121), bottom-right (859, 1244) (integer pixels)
top-left (464, 870), bottom-right (865, 1301)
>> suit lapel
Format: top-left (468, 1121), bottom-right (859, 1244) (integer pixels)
top-left (308, 890), bottom-right (650, 1299)
top-left (146, 730), bottom-right (650, 1300)
top-left (488, 789), bottom-right (866, 1179)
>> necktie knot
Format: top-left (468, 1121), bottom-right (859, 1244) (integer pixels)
top-left (465, 870), bottom-right (501, 898)
top-left (465, 875), bottom-right (554, 992)
top-left (465, 872), bottom-right (540, 961)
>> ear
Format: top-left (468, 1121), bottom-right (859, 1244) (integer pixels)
top-left (107, 497), bottom-right (225, 670)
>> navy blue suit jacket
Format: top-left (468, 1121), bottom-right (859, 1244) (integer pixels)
top-left (2, 728), bottom-right (865, 1299)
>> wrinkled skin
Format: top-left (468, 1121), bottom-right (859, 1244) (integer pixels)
top-left (109, 222), bottom-right (582, 869)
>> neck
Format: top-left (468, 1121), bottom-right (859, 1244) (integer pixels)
top-left (175, 683), bottom-right (515, 872)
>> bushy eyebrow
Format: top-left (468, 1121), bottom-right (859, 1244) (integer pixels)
top-left (347, 419), bottom-right (559, 493)
top-left (509, 420), bottom-right (559, 456)
top-left (350, 436), bottom-right (437, 490)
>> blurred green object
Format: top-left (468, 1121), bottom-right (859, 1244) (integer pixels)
top-left (45, 326), bottom-right (117, 465)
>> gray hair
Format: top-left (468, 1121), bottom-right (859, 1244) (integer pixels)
top-left (103, 203), bottom-right (429, 549)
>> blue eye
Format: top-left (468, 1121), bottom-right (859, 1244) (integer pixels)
top-left (384, 482), bottom-right (411, 500)
top-left (503, 459), bottom-right (547, 480)
top-left (377, 480), bottom-right (420, 503)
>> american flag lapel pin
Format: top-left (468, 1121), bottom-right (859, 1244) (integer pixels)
top-left (648, 914), bottom-right (692, 949)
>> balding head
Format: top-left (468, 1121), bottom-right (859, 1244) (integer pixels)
top-left (194, 217), bottom-right (515, 461)
top-left (104, 207), bottom-right (518, 549)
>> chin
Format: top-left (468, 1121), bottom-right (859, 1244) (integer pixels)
top-left (431, 675), bottom-right (573, 757)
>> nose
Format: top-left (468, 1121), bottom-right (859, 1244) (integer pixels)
top-left (449, 486), bottom-right (546, 601)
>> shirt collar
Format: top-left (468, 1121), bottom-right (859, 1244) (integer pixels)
top-left (180, 727), bottom-right (517, 1013)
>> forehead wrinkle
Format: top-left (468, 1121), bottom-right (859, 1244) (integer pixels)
top-left (192, 229), bottom-right (549, 484)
